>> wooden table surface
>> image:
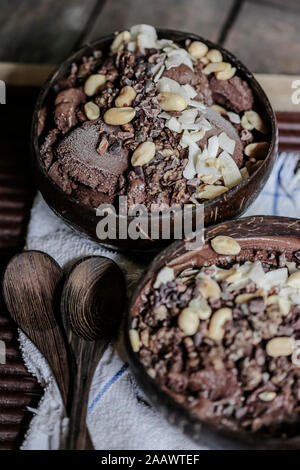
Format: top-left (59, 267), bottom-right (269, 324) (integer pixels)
top-left (0, 0), bottom-right (300, 74)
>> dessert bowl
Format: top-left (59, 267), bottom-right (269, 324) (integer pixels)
top-left (31, 27), bottom-right (277, 251)
top-left (125, 216), bottom-right (300, 449)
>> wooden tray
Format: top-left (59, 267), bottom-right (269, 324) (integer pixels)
top-left (0, 72), bottom-right (299, 449)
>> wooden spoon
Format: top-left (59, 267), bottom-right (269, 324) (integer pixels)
top-left (60, 256), bottom-right (126, 450)
top-left (2, 251), bottom-right (69, 408)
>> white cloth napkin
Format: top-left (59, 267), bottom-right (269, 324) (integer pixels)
top-left (20, 152), bottom-right (300, 450)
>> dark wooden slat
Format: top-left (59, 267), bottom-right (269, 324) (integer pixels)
top-left (248, 0), bottom-right (300, 12)
top-left (86, 0), bottom-right (235, 44)
top-left (224, 1), bottom-right (300, 74)
top-left (0, 0), bottom-right (100, 64)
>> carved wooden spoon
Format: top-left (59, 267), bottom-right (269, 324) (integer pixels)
top-left (2, 250), bottom-right (93, 449)
top-left (2, 251), bottom-right (69, 408)
top-left (60, 256), bottom-right (126, 450)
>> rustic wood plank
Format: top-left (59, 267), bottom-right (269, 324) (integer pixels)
top-left (224, 1), bottom-right (300, 74)
top-left (0, 0), bottom-right (99, 64)
top-left (248, 0), bottom-right (300, 12)
top-left (86, 0), bottom-right (235, 43)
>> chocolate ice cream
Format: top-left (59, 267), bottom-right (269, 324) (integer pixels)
top-left (39, 25), bottom-right (270, 210)
top-left (130, 236), bottom-right (300, 438)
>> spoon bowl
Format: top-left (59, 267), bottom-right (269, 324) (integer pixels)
top-left (2, 251), bottom-right (70, 407)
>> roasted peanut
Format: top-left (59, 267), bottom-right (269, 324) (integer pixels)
top-left (244, 142), bottom-right (269, 158)
top-left (211, 235), bottom-right (241, 255)
top-left (187, 41), bottom-right (208, 59)
top-left (208, 308), bottom-right (232, 340)
top-left (203, 62), bottom-right (230, 75)
top-left (84, 74), bottom-right (106, 96)
top-left (111, 30), bottom-right (131, 53)
top-left (131, 141), bottom-right (156, 166)
top-left (178, 308), bottom-right (200, 335)
top-left (115, 85), bottom-right (137, 107)
top-left (104, 107), bottom-right (136, 125)
top-left (198, 275), bottom-right (221, 299)
top-left (244, 110), bottom-right (267, 134)
top-left (129, 329), bottom-right (140, 352)
top-left (206, 49), bottom-right (223, 63)
top-left (216, 66), bottom-right (236, 80)
top-left (157, 92), bottom-right (187, 112)
top-left (84, 101), bottom-right (100, 120)
top-left (266, 337), bottom-right (295, 357)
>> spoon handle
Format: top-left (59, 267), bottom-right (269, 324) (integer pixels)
top-left (65, 339), bottom-right (108, 450)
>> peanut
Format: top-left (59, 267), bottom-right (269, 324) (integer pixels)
top-left (241, 114), bottom-right (254, 131)
top-left (244, 142), bottom-right (269, 158)
top-left (259, 391), bottom-right (276, 402)
top-left (286, 271), bottom-right (300, 289)
top-left (244, 110), bottom-right (267, 134)
top-left (131, 141), bottom-right (156, 167)
top-left (216, 66), bottom-right (236, 80)
top-left (206, 49), bottom-right (223, 63)
top-left (198, 275), bottom-right (221, 299)
top-left (129, 329), bottom-right (140, 352)
top-left (235, 293), bottom-right (256, 304)
top-left (197, 184), bottom-right (228, 199)
top-left (84, 101), bottom-right (100, 120)
top-left (208, 308), bottom-right (232, 340)
top-left (111, 30), bottom-right (131, 53)
top-left (266, 337), bottom-right (295, 357)
top-left (203, 62), bottom-right (230, 75)
top-left (104, 107), bottom-right (136, 125)
top-left (211, 235), bottom-right (241, 255)
top-left (178, 308), bottom-right (199, 335)
top-left (84, 74), bottom-right (106, 96)
top-left (115, 85), bottom-right (137, 107)
top-left (157, 92), bottom-right (187, 112)
top-left (187, 41), bottom-right (208, 59)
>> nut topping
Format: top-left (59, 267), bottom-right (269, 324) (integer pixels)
top-left (208, 307), bottom-right (232, 340)
top-left (157, 92), bottom-right (187, 112)
top-left (178, 308), bottom-right (200, 336)
top-left (131, 141), bottom-right (156, 166)
top-left (210, 235), bottom-right (241, 255)
top-left (84, 101), bottom-right (100, 120)
top-left (187, 41), bottom-right (208, 59)
top-left (266, 337), bottom-right (295, 358)
top-left (115, 86), bottom-right (137, 107)
top-left (84, 74), bottom-right (106, 96)
top-left (103, 107), bottom-right (136, 125)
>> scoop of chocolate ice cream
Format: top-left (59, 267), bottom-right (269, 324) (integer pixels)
top-left (54, 88), bottom-right (86, 134)
top-left (55, 119), bottom-right (129, 197)
top-left (210, 75), bottom-right (254, 113)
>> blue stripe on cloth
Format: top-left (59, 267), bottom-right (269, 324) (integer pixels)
top-left (272, 158), bottom-right (286, 216)
top-left (87, 363), bottom-right (128, 415)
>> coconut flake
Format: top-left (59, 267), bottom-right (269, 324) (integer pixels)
top-left (181, 84), bottom-right (197, 100)
top-left (130, 24), bottom-right (158, 41)
top-left (207, 135), bottom-right (219, 159)
top-left (157, 77), bottom-right (181, 94)
top-left (167, 117), bottom-right (182, 133)
top-left (227, 112), bottom-right (241, 124)
top-left (218, 132), bottom-right (236, 155)
top-left (153, 266), bottom-right (175, 288)
top-left (165, 49), bottom-right (194, 71)
top-left (178, 109), bottom-right (198, 125)
top-left (218, 151), bottom-right (242, 188)
top-left (265, 268), bottom-right (288, 288)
